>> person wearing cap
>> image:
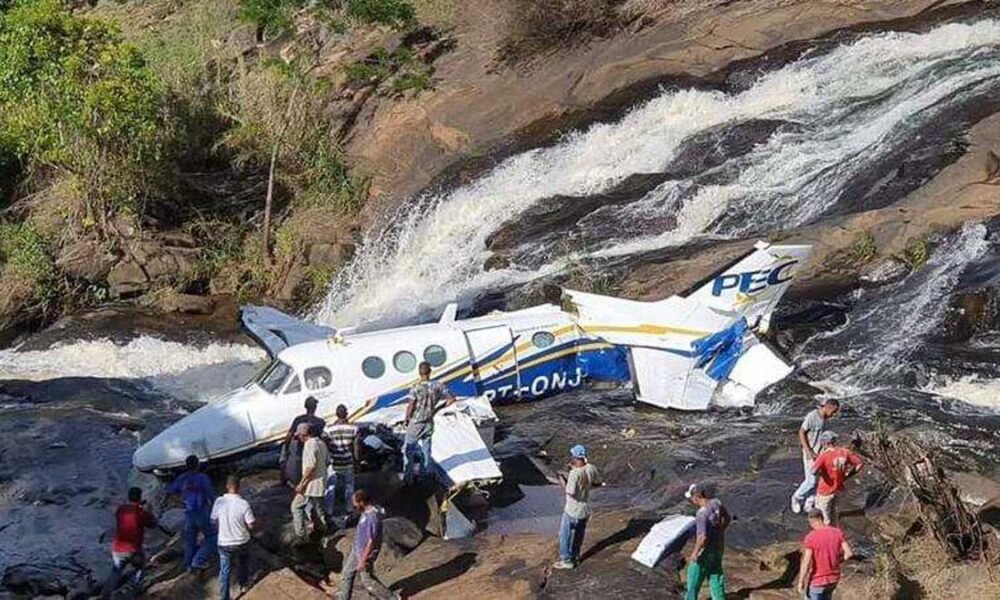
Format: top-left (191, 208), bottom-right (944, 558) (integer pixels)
top-left (792, 399), bottom-right (840, 514)
top-left (810, 431), bottom-right (863, 525)
top-left (291, 422), bottom-right (329, 537)
top-left (402, 362), bottom-right (456, 483)
top-left (796, 508), bottom-right (854, 599)
top-left (281, 397), bottom-right (327, 486)
top-left (165, 455), bottom-right (217, 571)
top-left (553, 444), bottom-right (601, 569)
top-left (684, 483), bottom-right (731, 600)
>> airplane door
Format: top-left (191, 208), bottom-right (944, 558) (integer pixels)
top-left (464, 325), bottom-right (520, 401)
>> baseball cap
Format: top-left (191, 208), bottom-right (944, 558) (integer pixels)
top-left (570, 445), bottom-right (587, 459)
top-left (818, 431), bottom-right (838, 447)
top-left (685, 483), bottom-right (706, 499)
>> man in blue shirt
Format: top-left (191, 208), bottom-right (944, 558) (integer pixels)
top-left (338, 489), bottom-right (398, 600)
top-left (166, 455), bottom-right (217, 571)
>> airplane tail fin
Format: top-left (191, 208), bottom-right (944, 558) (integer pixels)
top-left (687, 241), bottom-right (812, 332)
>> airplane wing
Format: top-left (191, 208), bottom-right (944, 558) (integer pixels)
top-left (240, 305), bottom-right (337, 357)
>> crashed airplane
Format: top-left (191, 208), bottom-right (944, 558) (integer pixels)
top-left (133, 241), bottom-right (811, 483)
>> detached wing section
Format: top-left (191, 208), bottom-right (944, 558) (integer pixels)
top-left (240, 305), bottom-right (337, 357)
top-left (564, 241), bottom-right (810, 410)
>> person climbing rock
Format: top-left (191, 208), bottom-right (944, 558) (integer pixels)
top-left (166, 455), bottom-right (217, 571)
top-left (796, 508), bottom-right (854, 599)
top-left (792, 399), bottom-right (840, 514)
top-left (101, 486), bottom-right (158, 598)
top-left (811, 431), bottom-right (863, 525)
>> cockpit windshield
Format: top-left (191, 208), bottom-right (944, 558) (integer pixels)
top-left (255, 360), bottom-right (293, 394)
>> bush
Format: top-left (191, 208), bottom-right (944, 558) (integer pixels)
top-left (0, 0), bottom-right (172, 217)
top-left (238, 0), bottom-right (417, 37)
top-left (0, 222), bottom-right (55, 301)
top-left (344, 45), bottom-right (434, 96)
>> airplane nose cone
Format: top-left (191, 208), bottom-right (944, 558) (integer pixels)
top-left (133, 401), bottom-right (256, 471)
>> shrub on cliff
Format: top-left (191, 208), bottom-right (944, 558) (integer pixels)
top-left (239, 0), bottom-right (416, 37)
top-left (0, 0), bottom-right (173, 222)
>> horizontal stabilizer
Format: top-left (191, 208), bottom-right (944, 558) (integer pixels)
top-left (240, 305), bottom-right (337, 357)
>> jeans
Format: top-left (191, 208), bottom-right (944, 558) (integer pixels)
top-left (815, 493), bottom-right (838, 525)
top-left (339, 547), bottom-right (396, 600)
top-left (558, 513), bottom-right (588, 564)
top-left (183, 509), bottom-right (217, 570)
top-left (100, 551), bottom-right (144, 598)
top-left (685, 548), bottom-right (726, 600)
top-left (808, 583), bottom-right (837, 600)
top-left (793, 453), bottom-right (817, 501)
top-left (326, 468), bottom-right (355, 515)
top-left (291, 493), bottom-right (327, 537)
top-left (402, 437), bottom-right (432, 481)
top-left (219, 543), bottom-right (250, 600)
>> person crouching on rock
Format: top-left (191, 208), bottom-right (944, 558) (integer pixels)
top-left (166, 455), bottom-right (217, 571)
top-left (553, 444), bottom-right (601, 570)
top-left (792, 398), bottom-right (840, 514)
top-left (402, 361), bottom-right (456, 483)
top-left (101, 486), bottom-right (158, 598)
top-left (292, 422), bottom-right (329, 537)
top-left (796, 508), bottom-right (854, 600)
top-left (684, 483), bottom-right (731, 600)
top-left (338, 489), bottom-right (399, 600)
top-left (811, 431), bottom-right (863, 525)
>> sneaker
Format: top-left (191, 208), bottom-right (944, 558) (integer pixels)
top-left (552, 560), bottom-right (575, 570)
top-left (791, 496), bottom-right (802, 514)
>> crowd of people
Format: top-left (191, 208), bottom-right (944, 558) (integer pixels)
top-left (102, 360), bottom-right (864, 600)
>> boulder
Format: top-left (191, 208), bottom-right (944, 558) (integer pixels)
top-left (154, 292), bottom-right (216, 315)
top-left (859, 256), bottom-right (909, 286)
top-left (106, 261), bottom-right (149, 298)
top-left (55, 240), bottom-right (116, 281)
top-left (243, 568), bottom-right (328, 599)
top-left (306, 242), bottom-right (354, 268)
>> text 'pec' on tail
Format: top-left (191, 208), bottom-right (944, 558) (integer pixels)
top-left (688, 240), bottom-right (812, 331)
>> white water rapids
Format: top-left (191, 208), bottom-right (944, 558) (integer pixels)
top-left (314, 20), bottom-right (1000, 329)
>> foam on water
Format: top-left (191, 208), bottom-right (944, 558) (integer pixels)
top-left (926, 375), bottom-right (1000, 411)
top-left (315, 20), bottom-right (1000, 328)
top-left (0, 336), bottom-right (265, 381)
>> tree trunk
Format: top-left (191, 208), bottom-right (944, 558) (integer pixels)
top-left (262, 84), bottom-right (302, 269)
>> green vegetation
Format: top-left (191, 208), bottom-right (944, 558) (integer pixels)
top-left (239, 0), bottom-right (416, 38)
top-left (0, 0), bottom-right (431, 333)
top-left (0, 0), bottom-right (172, 218)
top-left (344, 46), bottom-right (434, 95)
top-left (900, 237), bottom-right (931, 270)
top-left (850, 231), bottom-right (878, 263)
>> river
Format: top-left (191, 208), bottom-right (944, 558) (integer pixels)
top-left (2, 14), bottom-right (1000, 595)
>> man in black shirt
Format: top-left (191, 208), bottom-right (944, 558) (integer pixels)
top-left (280, 397), bottom-right (326, 486)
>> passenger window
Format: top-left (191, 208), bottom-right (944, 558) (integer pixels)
top-left (304, 367), bottom-right (332, 390)
top-left (393, 351), bottom-right (417, 373)
top-left (423, 344), bottom-right (447, 367)
top-left (532, 331), bottom-right (556, 349)
top-left (284, 375), bottom-right (302, 394)
top-left (362, 356), bottom-right (385, 379)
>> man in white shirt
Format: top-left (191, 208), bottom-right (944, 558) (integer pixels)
top-left (211, 475), bottom-right (256, 600)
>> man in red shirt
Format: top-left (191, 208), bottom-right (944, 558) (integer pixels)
top-left (796, 509), bottom-right (854, 599)
top-left (101, 487), bottom-right (158, 598)
top-left (811, 432), bottom-right (863, 525)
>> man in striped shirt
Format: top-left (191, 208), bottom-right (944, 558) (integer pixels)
top-left (326, 404), bottom-right (359, 516)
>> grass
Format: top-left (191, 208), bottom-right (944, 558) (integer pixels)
top-left (344, 45), bottom-right (435, 95)
top-left (899, 237), bottom-right (930, 270)
top-left (850, 231), bottom-right (877, 263)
